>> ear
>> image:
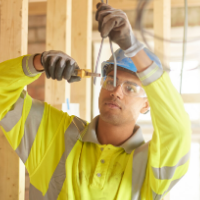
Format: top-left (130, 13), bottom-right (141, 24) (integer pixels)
top-left (140, 97), bottom-right (150, 114)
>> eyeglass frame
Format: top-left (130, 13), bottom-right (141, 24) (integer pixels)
top-left (100, 75), bottom-right (146, 97)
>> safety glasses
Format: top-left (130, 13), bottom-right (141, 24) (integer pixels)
top-left (101, 76), bottom-right (144, 97)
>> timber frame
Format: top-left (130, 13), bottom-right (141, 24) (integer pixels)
top-left (0, 0), bottom-right (199, 200)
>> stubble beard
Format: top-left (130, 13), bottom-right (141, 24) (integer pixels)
top-left (100, 110), bottom-right (124, 125)
top-left (99, 98), bottom-right (127, 126)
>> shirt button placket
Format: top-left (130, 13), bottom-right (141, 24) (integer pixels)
top-left (97, 173), bottom-right (101, 177)
top-left (101, 159), bottom-right (105, 164)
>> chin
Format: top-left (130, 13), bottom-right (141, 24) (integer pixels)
top-left (100, 112), bottom-right (124, 125)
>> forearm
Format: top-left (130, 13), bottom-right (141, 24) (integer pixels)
top-left (34, 54), bottom-right (44, 71)
top-left (130, 49), bottom-right (153, 73)
top-left (0, 55), bottom-right (42, 120)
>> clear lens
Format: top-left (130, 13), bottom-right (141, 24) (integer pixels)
top-left (102, 76), bottom-right (115, 91)
top-left (101, 76), bottom-right (141, 96)
top-left (122, 82), bottom-right (140, 96)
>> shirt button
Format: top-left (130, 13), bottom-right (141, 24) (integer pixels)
top-left (101, 147), bottom-right (104, 151)
top-left (101, 159), bottom-right (105, 164)
top-left (97, 173), bottom-right (101, 177)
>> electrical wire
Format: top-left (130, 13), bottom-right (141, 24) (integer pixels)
top-left (180, 0), bottom-right (188, 94)
top-left (134, 0), bottom-right (200, 75)
top-left (93, 38), bottom-right (104, 85)
top-left (135, 0), bottom-right (200, 45)
top-left (109, 38), bottom-right (117, 87)
top-left (94, 0), bottom-right (117, 87)
top-left (94, 0), bottom-right (198, 87)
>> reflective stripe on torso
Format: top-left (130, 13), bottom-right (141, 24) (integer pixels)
top-left (28, 116), bottom-right (149, 200)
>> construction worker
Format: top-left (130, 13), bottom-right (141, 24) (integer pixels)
top-left (0, 3), bottom-right (191, 200)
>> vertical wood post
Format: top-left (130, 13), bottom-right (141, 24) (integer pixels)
top-left (154, 2), bottom-right (171, 200)
top-left (71, 0), bottom-right (92, 121)
top-left (45, 0), bottom-right (72, 107)
top-left (154, 0), bottom-right (171, 70)
top-left (0, 0), bottom-right (28, 199)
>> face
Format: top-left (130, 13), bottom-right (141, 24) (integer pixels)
top-left (98, 70), bottom-right (149, 125)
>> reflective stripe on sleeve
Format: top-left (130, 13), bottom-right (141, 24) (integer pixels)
top-left (15, 98), bottom-right (44, 163)
top-left (29, 153), bottom-right (66, 200)
top-left (152, 176), bottom-right (184, 200)
top-left (136, 62), bottom-right (163, 86)
top-left (0, 91), bottom-right (26, 132)
top-left (131, 141), bottom-right (150, 200)
top-left (29, 116), bottom-right (86, 199)
top-left (152, 150), bottom-right (190, 180)
top-left (22, 54), bottom-right (43, 77)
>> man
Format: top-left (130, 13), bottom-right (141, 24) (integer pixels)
top-left (0, 3), bottom-right (191, 200)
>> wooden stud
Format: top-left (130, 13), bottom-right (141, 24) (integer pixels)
top-left (93, 0), bottom-right (200, 10)
top-left (172, 0), bottom-right (200, 7)
top-left (70, 0), bottom-right (92, 121)
top-left (0, 0), bottom-right (28, 199)
top-left (45, 0), bottom-right (72, 107)
top-left (29, 2), bottom-right (47, 16)
top-left (154, 0), bottom-right (171, 70)
top-left (181, 94), bottom-right (200, 103)
top-left (0, 0), bottom-right (28, 60)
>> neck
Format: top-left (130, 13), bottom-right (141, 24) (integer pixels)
top-left (97, 116), bottom-right (136, 146)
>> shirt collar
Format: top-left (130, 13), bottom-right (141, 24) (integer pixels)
top-left (82, 115), bottom-right (145, 154)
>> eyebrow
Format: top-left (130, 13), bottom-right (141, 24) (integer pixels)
top-left (126, 81), bottom-right (139, 86)
top-left (107, 75), bottom-right (119, 81)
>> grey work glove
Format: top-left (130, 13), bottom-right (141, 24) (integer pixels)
top-left (96, 3), bottom-right (144, 57)
top-left (41, 50), bottom-right (81, 83)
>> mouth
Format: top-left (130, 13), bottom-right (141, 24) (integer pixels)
top-left (105, 102), bottom-right (121, 109)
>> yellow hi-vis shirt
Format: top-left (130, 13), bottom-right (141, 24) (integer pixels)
top-left (0, 55), bottom-right (191, 200)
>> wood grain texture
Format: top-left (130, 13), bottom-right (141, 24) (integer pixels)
top-left (154, 0), bottom-right (171, 70)
top-left (28, 0), bottom-right (200, 16)
top-left (29, 2), bottom-right (47, 15)
top-left (70, 0), bottom-right (92, 121)
top-left (0, 0), bottom-right (28, 62)
top-left (0, 0), bottom-right (27, 199)
top-left (181, 94), bottom-right (200, 103)
top-left (45, 0), bottom-right (71, 105)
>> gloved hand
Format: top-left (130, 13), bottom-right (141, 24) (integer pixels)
top-left (41, 50), bottom-right (81, 82)
top-left (96, 3), bottom-right (144, 57)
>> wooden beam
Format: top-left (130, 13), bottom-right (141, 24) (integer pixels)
top-left (92, 0), bottom-right (153, 10)
top-left (28, 0), bottom-right (200, 16)
top-left (154, 0), bottom-right (171, 69)
top-left (93, 0), bottom-right (200, 10)
top-left (181, 94), bottom-right (200, 103)
top-left (0, 0), bottom-right (27, 199)
top-left (45, 0), bottom-right (72, 106)
top-left (172, 0), bottom-right (200, 7)
top-left (29, 2), bottom-right (47, 15)
top-left (71, 0), bottom-right (92, 121)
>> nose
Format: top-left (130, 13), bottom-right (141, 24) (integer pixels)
top-left (110, 85), bottom-right (124, 99)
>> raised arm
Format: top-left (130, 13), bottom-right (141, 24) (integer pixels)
top-left (96, 3), bottom-right (191, 199)
top-left (0, 51), bottom-right (81, 181)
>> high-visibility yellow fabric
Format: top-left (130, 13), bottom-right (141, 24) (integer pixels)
top-left (0, 56), bottom-right (191, 199)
